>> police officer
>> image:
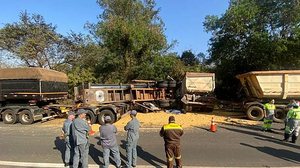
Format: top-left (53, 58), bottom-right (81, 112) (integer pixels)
top-left (62, 111), bottom-right (75, 167)
top-left (99, 116), bottom-right (122, 168)
top-left (124, 110), bottom-right (140, 168)
top-left (283, 103), bottom-right (300, 143)
top-left (160, 116), bottom-right (183, 168)
top-left (72, 109), bottom-right (90, 168)
top-left (262, 99), bottom-right (276, 132)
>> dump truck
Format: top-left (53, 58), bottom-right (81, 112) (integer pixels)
top-left (236, 70), bottom-right (300, 122)
top-left (180, 72), bottom-right (216, 112)
top-left (0, 68), bottom-right (70, 124)
top-left (74, 80), bottom-right (172, 124)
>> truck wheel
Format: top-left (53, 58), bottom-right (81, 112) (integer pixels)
top-left (158, 100), bottom-right (170, 108)
top-left (273, 109), bottom-right (286, 123)
top-left (157, 81), bottom-right (168, 88)
top-left (247, 106), bottom-right (264, 121)
top-left (2, 110), bottom-right (17, 124)
top-left (19, 110), bottom-right (34, 125)
top-left (47, 110), bottom-right (56, 117)
top-left (98, 109), bottom-right (116, 125)
top-left (168, 81), bottom-right (177, 88)
top-left (86, 109), bottom-right (96, 124)
top-left (204, 106), bottom-right (214, 112)
top-left (183, 105), bottom-right (192, 112)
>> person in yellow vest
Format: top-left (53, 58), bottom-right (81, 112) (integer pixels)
top-left (160, 116), bottom-right (183, 168)
top-left (283, 104), bottom-right (300, 143)
top-left (281, 100), bottom-right (298, 130)
top-left (262, 99), bottom-right (276, 132)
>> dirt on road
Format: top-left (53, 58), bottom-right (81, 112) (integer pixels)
top-left (41, 110), bottom-right (260, 132)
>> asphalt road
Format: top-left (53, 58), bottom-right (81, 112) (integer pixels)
top-left (0, 121), bottom-right (300, 167)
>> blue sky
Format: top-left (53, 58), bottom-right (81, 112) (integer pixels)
top-left (0, 0), bottom-right (229, 55)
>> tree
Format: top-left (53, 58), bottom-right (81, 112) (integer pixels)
top-left (133, 53), bottom-right (185, 81)
top-left (204, 0), bottom-right (300, 99)
top-left (92, 0), bottom-right (169, 82)
top-left (0, 11), bottom-right (67, 69)
top-left (180, 50), bottom-right (200, 66)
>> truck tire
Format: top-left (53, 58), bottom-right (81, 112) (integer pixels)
top-left (158, 100), bottom-right (170, 108)
top-left (86, 109), bottom-right (96, 124)
top-left (273, 109), bottom-right (286, 123)
top-left (98, 109), bottom-right (116, 125)
top-left (19, 110), bottom-right (34, 125)
top-left (183, 105), bottom-right (192, 113)
top-left (168, 81), bottom-right (177, 88)
top-left (247, 106), bottom-right (264, 121)
top-left (2, 110), bottom-right (17, 124)
top-left (169, 99), bottom-right (176, 107)
top-left (157, 81), bottom-right (168, 88)
top-left (204, 106), bottom-right (214, 112)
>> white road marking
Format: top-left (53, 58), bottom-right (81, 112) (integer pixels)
top-left (0, 161), bottom-right (299, 168)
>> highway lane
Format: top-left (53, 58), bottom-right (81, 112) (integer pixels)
top-left (0, 122), bottom-right (299, 167)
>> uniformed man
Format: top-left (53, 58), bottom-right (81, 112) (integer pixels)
top-left (72, 109), bottom-right (90, 168)
top-left (280, 100), bottom-right (298, 130)
top-left (262, 99), bottom-right (276, 132)
top-left (283, 103), bottom-right (300, 143)
top-left (62, 111), bottom-right (75, 167)
top-left (160, 116), bottom-right (183, 168)
top-left (99, 116), bottom-right (122, 168)
top-left (124, 110), bottom-right (140, 168)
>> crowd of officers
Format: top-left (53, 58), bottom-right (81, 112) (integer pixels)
top-left (61, 109), bottom-right (183, 168)
top-left (262, 99), bottom-right (300, 143)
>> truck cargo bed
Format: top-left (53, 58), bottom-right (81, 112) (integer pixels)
top-left (236, 70), bottom-right (300, 99)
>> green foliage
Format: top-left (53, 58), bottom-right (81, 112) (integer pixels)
top-left (93, 0), bottom-right (168, 81)
top-left (0, 11), bottom-right (66, 69)
top-left (0, 3), bottom-right (211, 92)
top-left (180, 50), bottom-right (200, 66)
top-left (67, 66), bottom-right (96, 91)
top-left (133, 54), bottom-right (185, 81)
top-left (204, 0), bottom-right (300, 99)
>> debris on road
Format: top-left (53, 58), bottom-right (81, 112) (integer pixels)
top-left (42, 110), bottom-right (260, 132)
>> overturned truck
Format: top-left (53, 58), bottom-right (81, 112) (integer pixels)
top-left (74, 80), bottom-right (172, 124)
top-left (236, 70), bottom-right (300, 122)
top-left (0, 68), bottom-right (69, 124)
top-left (180, 72), bottom-right (216, 112)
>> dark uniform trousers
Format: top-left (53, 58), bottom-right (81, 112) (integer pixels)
top-left (165, 143), bottom-right (182, 168)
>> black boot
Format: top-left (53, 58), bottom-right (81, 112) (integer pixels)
top-left (292, 135), bottom-right (298, 143)
top-left (282, 133), bottom-right (290, 142)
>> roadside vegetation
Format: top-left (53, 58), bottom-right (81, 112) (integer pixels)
top-left (0, 0), bottom-right (300, 99)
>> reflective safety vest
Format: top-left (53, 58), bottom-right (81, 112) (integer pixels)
top-left (264, 103), bottom-right (276, 110)
top-left (291, 108), bottom-right (300, 120)
top-left (163, 123), bottom-right (183, 130)
top-left (160, 123), bottom-right (183, 145)
top-left (287, 109), bottom-right (294, 119)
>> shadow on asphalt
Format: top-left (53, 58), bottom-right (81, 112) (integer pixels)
top-left (192, 126), bottom-right (210, 131)
top-left (120, 140), bottom-right (166, 167)
top-left (220, 124), bottom-right (300, 149)
top-left (241, 143), bottom-right (300, 164)
top-left (53, 136), bottom-right (66, 163)
top-left (93, 136), bottom-right (126, 166)
top-left (89, 143), bottom-right (103, 165)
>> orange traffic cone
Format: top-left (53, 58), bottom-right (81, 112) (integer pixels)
top-left (210, 117), bottom-right (217, 132)
top-left (88, 120), bottom-right (95, 136)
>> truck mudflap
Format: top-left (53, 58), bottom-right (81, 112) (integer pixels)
top-left (23, 107), bottom-right (44, 122)
top-left (33, 113), bottom-right (43, 121)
